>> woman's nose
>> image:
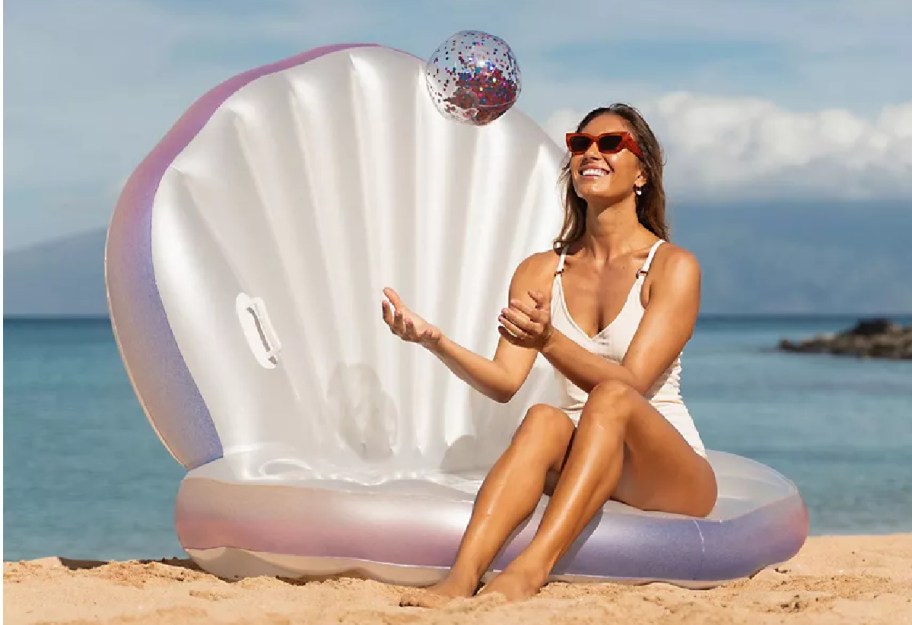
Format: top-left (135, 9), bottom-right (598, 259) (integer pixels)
top-left (584, 140), bottom-right (602, 158)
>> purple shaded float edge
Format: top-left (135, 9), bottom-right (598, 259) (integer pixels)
top-left (105, 44), bottom-right (377, 469)
top-left (175, 476), bottom-right (808, 583)
top-left (695, 493), bottom-right (809, 581)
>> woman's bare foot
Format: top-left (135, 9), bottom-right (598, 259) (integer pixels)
top-left (399, 571), bottom-right (480, 608)
top-left (476, 560), bottom-right (549, 603)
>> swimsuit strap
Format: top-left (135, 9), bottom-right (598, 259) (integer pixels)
top-left (555, 248), bottom-right (568, 275)
top-left (637, 240), bottom-right (665, 277)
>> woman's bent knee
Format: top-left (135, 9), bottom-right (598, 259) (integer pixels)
top-left (581, 380), bottom-right (637, 429)
top-left (589, 379), bottom-right (637, 406)
top-left (511, 404), bottom-right (574, 450)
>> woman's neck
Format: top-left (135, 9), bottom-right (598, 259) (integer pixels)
top-left (580, 200), bottom-right (653, 264)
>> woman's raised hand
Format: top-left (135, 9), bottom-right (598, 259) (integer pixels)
top-left (498, 290), bottom-right (553, 350)
top-left (381, 287), bottom-right (442, 348)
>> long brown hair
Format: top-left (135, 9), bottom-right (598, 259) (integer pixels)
top-left (554, 103), bottom-right (668, 252)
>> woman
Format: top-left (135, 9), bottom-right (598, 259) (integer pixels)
top-left (381, 103), bottom-right (718, 605)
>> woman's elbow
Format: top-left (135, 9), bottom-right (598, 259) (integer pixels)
top-left (489, 378), bottom-right (522, 403)
top-left (487, 368), bottom-right (523, 403)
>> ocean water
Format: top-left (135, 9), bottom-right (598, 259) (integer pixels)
top-left (4, 316), bottom-right (912, 562)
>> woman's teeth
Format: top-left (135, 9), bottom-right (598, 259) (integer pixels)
top-left (581, 168), bottom-right (607, 177)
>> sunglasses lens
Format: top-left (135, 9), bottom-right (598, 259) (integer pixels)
top-left (568, 135), bottom-right (594, 153)
top-left (597, 134), bottom-right (623, 153)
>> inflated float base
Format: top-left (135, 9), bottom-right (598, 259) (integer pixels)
top-left (186, 547), bottom-right (746, 589)
top-left (176, 450), bottom-right (808, 587)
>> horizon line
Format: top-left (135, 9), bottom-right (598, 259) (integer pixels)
top-left (5, 312), bottom-right (912, 322)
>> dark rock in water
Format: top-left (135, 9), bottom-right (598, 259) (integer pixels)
top-left (779, 318), bottom-right (912, 360)
top-left (848, 318), bottom-right (900, 336)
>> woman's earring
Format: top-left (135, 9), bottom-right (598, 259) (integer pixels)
top-left (635, 186), bottom-right (643, 196)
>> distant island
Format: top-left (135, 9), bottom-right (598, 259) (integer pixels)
top-left (779, 318), bottom-right (912, 360)
top-left (5, 201), bottom-right (912, 317)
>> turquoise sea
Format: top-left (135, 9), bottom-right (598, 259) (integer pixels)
top-left (4, 316), bottom-right (912, 562)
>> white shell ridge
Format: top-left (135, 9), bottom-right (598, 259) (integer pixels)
top-left (147, 46), bottom-right (564, 472)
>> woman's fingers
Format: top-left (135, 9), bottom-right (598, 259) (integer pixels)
top-left (497, 325), bottom-right (524, 346)
top-left (382, 289), bottom-right (406, 336)
top-left (503, 305), bottom-right (549, 337)
top-left (382, 301), bottom-right (404, 338)
top-left (383, 287), bottom-right (414, 320)
top-left (383, 288), bottom-right (442, 345)
top-left (381, 300), bottom-right (395, 327)
top-left (393, 310), bottom-right (407, 335)
top-left (500, 294), bottom-right (553, 350)
top-left (509, 298), bottom-right (550, 327)
top-left (509, 298), bottom-right (546, 322)
top-left (383, 287), bottom-right (403, 310)
top-left (501, 306), bottom-right (532, 330)
top-left (528, 290), bottom-right (551, 310)
top-left (386, 287), bottom-right (550, 348)
top-left (498, 314), bottom-right (528, 340)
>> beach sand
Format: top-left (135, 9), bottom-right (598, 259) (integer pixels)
top-left (5, 534), bottom-right (911, 624)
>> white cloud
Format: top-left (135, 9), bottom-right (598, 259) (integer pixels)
top-left (546, 95), bottom-right (912, 202)
top-left (4, 0), bottom-right (911, 248)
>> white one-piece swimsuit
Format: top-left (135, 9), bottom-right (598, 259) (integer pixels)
top-left (550, 240), bottom-right (707, 458)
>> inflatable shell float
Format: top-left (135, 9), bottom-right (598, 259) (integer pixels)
top-left (105, 44), bottom-right (807, 586)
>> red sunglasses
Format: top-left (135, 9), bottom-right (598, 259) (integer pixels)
top-left (565, 132), bottom-right (643, 160)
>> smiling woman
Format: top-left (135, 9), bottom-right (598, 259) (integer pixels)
top-left (386, 103), bottom-right (726, 604)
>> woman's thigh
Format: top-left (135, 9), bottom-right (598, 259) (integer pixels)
top-left (595, 384), bottom-right (716, 516)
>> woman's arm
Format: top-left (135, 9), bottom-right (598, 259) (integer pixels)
top-left (507, 247), bottom-right (700, 396)
top-left (382, 253), bottom-right (551, 403)
top-left (540, 330), bottom-right (640, 391)
top-left (424, 332), bottom-right (533, 403)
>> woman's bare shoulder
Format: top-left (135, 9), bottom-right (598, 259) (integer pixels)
top-left (516, 250), bottom-right (560, 276)
top-left (510, 250), bottom-right (561, 290)
top-left (652, 242), bottom-right (701, 285)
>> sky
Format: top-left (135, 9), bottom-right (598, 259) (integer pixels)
top-left (4, 0), bottom-right (912, 250)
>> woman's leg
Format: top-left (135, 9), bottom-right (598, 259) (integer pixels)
top-left (400, 403), bottom-right (576, 607)
top-left (476, 379), bottom-right (718, 602)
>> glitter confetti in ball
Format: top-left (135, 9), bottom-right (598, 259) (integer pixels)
top-left (424, 30), bottom-right (521, 126)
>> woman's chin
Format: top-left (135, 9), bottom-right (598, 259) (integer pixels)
top-left (576, 184), bottom-right (624, 204)
top-left (576, 189), bottom-right (632, 206)
top-left (575, 180), bottom-right (606, 197)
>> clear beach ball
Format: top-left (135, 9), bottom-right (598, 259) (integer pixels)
top-left (424, 30), bottom-right (522, 126)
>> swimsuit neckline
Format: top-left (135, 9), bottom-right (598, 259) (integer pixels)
top-left (554, 273), bottom-right (643, 341)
